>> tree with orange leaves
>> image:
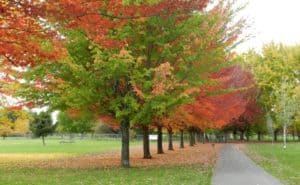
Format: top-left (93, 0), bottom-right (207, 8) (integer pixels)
top-left (16, 0), bottom-right (246, 168)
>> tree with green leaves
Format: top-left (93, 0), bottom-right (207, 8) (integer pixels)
top-left (57, 111), bottom-right (94, 137)
top-left (242, 43), bottom-right (300, 145)
top-left (30, 112), bottom-right (56, 146)
top-left (18, 0), bottom-right (245, 167)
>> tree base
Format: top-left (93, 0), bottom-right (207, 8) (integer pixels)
top-left (143, 155), bottom-right (152, 159)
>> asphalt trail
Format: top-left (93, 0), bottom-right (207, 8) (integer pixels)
top-left (212, 144), bottom-right (283, 185)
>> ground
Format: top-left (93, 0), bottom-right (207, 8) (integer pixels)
top-left (245, 143), bottom-right (300, 185)
top-left (0, 138), bottom-right (219, 185)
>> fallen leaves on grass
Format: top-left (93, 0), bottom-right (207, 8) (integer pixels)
top-left (0, 142), bottom-right (221, 169)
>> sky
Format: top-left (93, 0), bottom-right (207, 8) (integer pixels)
top-left (236, 0), bottom-right (300, 52)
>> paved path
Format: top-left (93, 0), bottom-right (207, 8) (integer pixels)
top-left (212, 144), bottom-right (283, 185)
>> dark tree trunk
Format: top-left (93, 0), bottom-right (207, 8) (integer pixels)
top-left (246, 134), bottom-right (249, 142)
top-left (180, 130), bottom-right (184, 148)
top-left (157, 125), bottom-right (164, 154)
top-left (298, 134), bottom-right (300, 142)
top-left (192, 130), bottom-right (196, 145)
top-left (240, 131), bottom-right (244, 141)
top-left (168, 128), bottom-right (174, 150)
top-left (292, 131), bottom-right (295, 141)
top-left (197, 131), bottom-right (203, 143)
top-left (273, 130), bottom-right (278, 142)
top-left (189, 129), bottom-right (194, 146)
top-left (233, 130), bottom-right (237, 140)
top-left (143, 125), bottom-right (152, 159)
top-left (257, 132), bottom-right (261, 141)
top-left (42, 136), bottom-right (45, 146)
top-left (121, 119), bottom-right (130, 168)
top-left (205, 133), bottom-right (209, 143)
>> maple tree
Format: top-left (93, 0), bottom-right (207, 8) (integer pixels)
top-left (14, 0), bottom-right (246, 167)
top-left (0, 0), bottom-right (64, 66)
top-left (157, 64), bottom-right (259, 146)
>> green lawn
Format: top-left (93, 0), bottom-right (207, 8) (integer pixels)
top-left (0, 165), bottom-right (211, 185)
top-left (246, 143), bottom-right (300, 185)
top-left (0, 138), bottom-right (212, 185)
top-left (0, 138), bottom-right (125, 155)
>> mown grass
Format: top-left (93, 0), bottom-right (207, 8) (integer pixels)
top-left (0, 165), bottom-right (212, 185)
top-left (0, 138), bottom-right (127, 155)
top-left (246, 143), bottom-right (300, 185)
top-left (0, 138), bottom-right (212, 185)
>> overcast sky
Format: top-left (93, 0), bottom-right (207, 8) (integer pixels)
top-left (236, 0), bottom-right (300, 52)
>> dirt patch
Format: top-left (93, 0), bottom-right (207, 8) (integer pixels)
top-left (1, 142), bottom-right (221, 169)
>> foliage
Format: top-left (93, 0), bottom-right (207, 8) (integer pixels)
top-left (0, 109), bottom-right (29, 138)
top-left (57, 111), bottom-right (94, 134)
top-left (29, 112), bottom-right (56, 145)
top-left (9, 0), bottom-right (245, 166)
top-left (242, 44), bottom-right (300, 131)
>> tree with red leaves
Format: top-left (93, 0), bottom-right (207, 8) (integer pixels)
top-left (16, 0), bottom-right (246, 168)
top-left (0, 0), bottom-right (62, 66)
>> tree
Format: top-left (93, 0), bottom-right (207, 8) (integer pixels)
top-left (0, 108), bottom-right (29, 139)
top-left (57, 111), bottom-right (94, 137)
top-left (0, 0), bottom-right (62, 67)
top-left (17, 0), bottom-right (245, 167)
top-left (243, 44), bottom-right (300, 145)
top-left (29, 112), bottom-right (56, 146)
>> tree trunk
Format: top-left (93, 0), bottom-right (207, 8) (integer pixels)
top-left (192, 130), bottom-right (196, 145)
top-left (257, 132), bottom-right (261, 141)
top-left (240, 131), bottom-right (244, 141)
top-left (42, 136), bottom-right (45, 146)
top-left (189, 130), bottom-right (194, 146)
top-left (121, 119), bottom-right (130, 168)
top-left (298, 134), bottom-right (300, 142)
top-left (292, 131), bottom-right (295, 141)
top-left (198, 131), bottom-right (203, 143)
top-left (157, 125), bottom-right (164, 154)
top-left (233, 130), bottom-right (237, 140)
top-left (246, 132), bottom-right (250, 142)
top-left (168, 128), bottom-right (174, 150)
top-left (143, 125), bottom-right (152, 159)
top-left (273, 130), bottom-right (278, 142)
top-left (205, 133), bottom-right (209, 143)
top-left (180, 130), bottom-right (184, 148)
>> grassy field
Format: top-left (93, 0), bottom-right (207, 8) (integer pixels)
top-left (246, 143), bottom-right (300, 185)
top-left (0, 165), bottom-right (211, 185)
top-left (0, 138), bottom-right (213, 185)
top-left (0, 138), bottom-right (123, 155)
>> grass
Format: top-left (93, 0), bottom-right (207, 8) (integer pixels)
top-left (246, 143), bottom-right (300, 185)
top-left (0, 138), bottom-right (128, 155)
top-left (0, 138), bottom-right (213, 185)
top-left (0, 165), bottom-right (212, 185)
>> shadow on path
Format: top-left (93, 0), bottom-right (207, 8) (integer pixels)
top-left (212, 144), bottom-right (282, 185)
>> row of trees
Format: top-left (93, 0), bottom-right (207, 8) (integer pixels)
top-left (240, 44), bottom-right (300, 147)
top-left (3, 0), bottom-right (298, 168)
top-left (1, 0), bottom-right (250, 167)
